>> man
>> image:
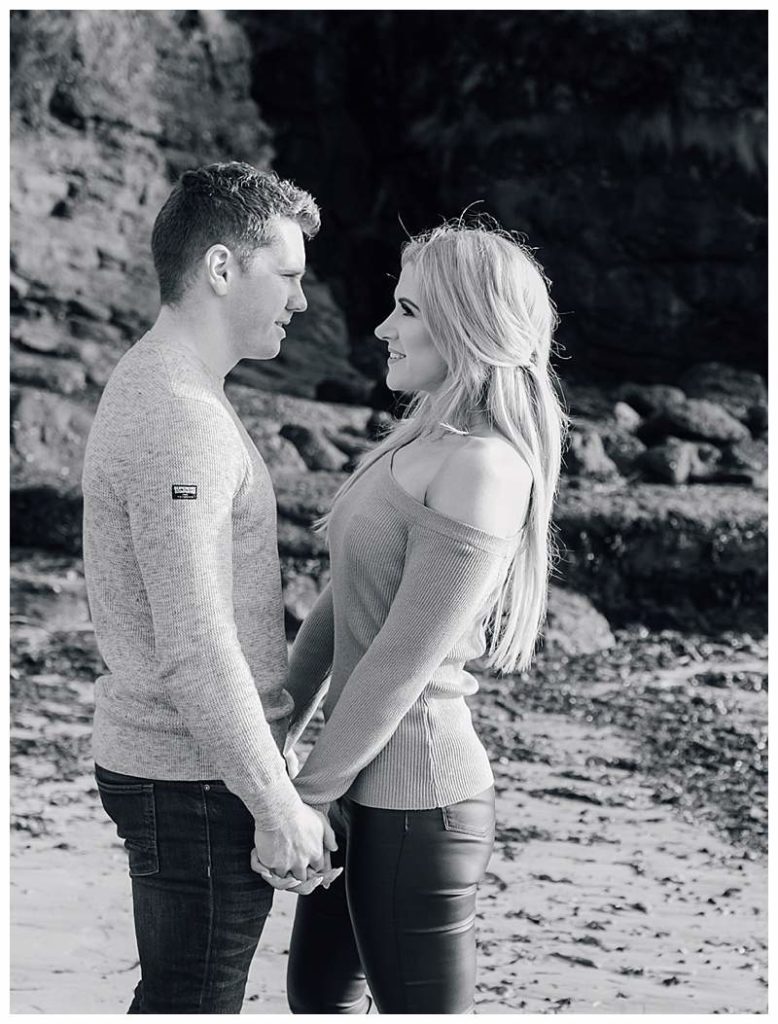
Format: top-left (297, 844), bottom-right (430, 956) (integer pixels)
top-left (82, 162), bottom-right (336, 1013)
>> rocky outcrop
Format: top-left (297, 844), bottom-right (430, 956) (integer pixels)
top-left (541, 588), bottom-right (615, 656)
top-left (8, 11), bottom-right (766, 640)
top-left (565, 371), bottom-right (767, 487)
top-left (564, 428), bottom-right (621, 481)
top-left (10, 463), bottom-right (767, 641)
top-left (234, 9), bottom-right (766, 384)
top-left (555, 482), bottom-right (767, 632)
top-left (678, 362), bottom-right (768, 423)
top-left (10, 9), bottom-right (359, 403)
top-left (11, 364), bottom-right (767, 635)
top-left (639, 399), bottom-right (751, 447)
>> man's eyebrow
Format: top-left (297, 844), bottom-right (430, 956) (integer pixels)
top-left (279, 266), bottom-right (306, 276)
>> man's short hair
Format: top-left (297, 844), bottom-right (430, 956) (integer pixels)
top-left (151, 162), bottom-right (321, 305)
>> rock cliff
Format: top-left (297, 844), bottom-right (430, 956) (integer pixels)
top-left (9, 10), bottom-right (767, 639)
top-left (234, 9), bottom-right (766, 384)
top-left (10, 9), bottom-right (356, 402)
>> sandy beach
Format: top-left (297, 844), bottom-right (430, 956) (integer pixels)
top-left (10, 626), bottom-right (767, 1015)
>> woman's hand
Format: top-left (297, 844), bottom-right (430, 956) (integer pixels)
top-left (251, 806), bottom-right (342, 894)
top-left (285, 746), bottom-right (300, 779)
top-left (327, 798), bottom-right (350, 839)
top-left (251, 848), bottom-right (342, 894)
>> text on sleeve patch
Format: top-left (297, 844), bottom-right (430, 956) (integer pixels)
top-left (172, 484), bottom-right (198, 500)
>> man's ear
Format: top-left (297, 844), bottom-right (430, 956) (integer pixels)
top-left (204, 244), bottom-right (231, 297)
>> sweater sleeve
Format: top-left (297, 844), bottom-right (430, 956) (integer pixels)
top-left (292, 522), bottom-right (509, 807)
top-left (285, 581), bottom-right (334, 748)
top-left (119, 398), bottom-right (300, 829)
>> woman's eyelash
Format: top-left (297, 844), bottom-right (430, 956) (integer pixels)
top-left (399, 303), bottom-right (414, 317)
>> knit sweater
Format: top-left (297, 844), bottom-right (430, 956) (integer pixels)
top-left (82, 335), bottom-right (299, 829)
top-left (288, 447), bottom-right (518, 810)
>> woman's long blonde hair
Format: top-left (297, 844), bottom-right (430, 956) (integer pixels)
top-left (322, 218), bottom-right (568, 673)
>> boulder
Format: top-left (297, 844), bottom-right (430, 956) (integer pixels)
top-left (225, 383), bottom-right (372, 436)
top-left (638, 398), bottom-right (751, 446)
top-left (719, 437), bottom-right (767, 472)
top-left (566, 383), bottom-right (619, 420)
top-left (593, 421), bottom-right (647, 475)
top-left (612, 401), bottom-right (642, 433)
top-left (555, 480), bottom-right (767, 632)
top-left (10, 561), bottom-right (91, 630)
top-left (564, 428), bottom-right (621, 480)
top-left (256, 432), bottom-right (309, 475)
top-left (11, 388), bottom-right (95, 482)
top-left (10, 351), bottom-right (87, 395)
top-left (687, 442), bottom-right (724, 482)
top-left (639, 438), bottom-right (721, 485)
top-left (714, 437), bottom-right (768, 488)
top-left (277, 520), bottom-right (331, 560)
top-left (542, 587), bottom-right (614, 656)
top-left (638, 438), bottom-right (698, 485)
top-left (617, 383), bottom-right (686, 417)
top-left (274, 471), bottom-right (346, 529)
top-left (678, 362), bottom-right (767, 423)
top-left (324, 429), bottom-right (376, 459)
top-left (280, 424), bottom-right (350, 472)
top-left (11, 312), bottom-right (66, 354)
top-left (230, 415), bottom-right (308, 474)
top-left (282, 570), bottom-right (322, 631)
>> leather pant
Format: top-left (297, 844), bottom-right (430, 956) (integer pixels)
top-left (287, 787), bottom-right (495, 1014)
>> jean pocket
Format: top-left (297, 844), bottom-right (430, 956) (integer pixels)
top-left (97, 777), bottom-right (159, 877)
top-left (441, 791), bottom-right (495, 838)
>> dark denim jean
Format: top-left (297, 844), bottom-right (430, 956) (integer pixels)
top-left (95, 763), bottom-right (273, 1014)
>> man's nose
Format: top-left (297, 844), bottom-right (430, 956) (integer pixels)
top-left (288, 281), bottom-right (307, 313)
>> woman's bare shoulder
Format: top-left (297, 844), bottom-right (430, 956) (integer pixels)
top-left (425, 434), bottom-right (532, 537)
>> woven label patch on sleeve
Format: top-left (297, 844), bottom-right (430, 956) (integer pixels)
top-left (172, 484), bottom-right (198, 500)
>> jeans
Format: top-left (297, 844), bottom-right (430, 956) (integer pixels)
top-left (287, 787), bottom-right (495, 1014)
top-left (95, 763), bottom-right (273, 1014)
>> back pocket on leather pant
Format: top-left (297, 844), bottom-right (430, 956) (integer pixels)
top-left (441, 787), bottom-right (496, 838)
top-left (96, 775), bottom-right (159, 877)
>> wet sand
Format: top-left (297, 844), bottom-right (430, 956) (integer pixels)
top-left (10, 629), bottom-right (767, 1014)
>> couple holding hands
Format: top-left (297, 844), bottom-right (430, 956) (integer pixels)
top-left (84, 161), bottom-right (565, 1014)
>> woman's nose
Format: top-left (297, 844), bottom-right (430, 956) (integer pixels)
top-left (374, 314), bottom-right (395, 341)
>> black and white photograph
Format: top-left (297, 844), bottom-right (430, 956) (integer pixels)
top-left (8, 6), bottom-right (768, 1015)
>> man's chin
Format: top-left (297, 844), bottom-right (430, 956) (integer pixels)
top-left (242, 340), bottom-right (281, 361)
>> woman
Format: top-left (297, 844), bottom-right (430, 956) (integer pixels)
top-left (280, 219), bottom-right (566, 1013)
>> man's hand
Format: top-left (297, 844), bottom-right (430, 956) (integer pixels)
top-left (250, 850), bottom-right (342, 894)
top-left (253, 802), bottom-right (337, 882)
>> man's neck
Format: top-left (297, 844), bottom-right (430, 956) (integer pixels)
top-left (148, 303), bottom-right (236, 380)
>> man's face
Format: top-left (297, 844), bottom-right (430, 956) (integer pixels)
top-left (227, 217), bottom-right (308, 361)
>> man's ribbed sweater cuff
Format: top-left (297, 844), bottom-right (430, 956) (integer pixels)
top-left (246, 769), bottom-right (303, 831)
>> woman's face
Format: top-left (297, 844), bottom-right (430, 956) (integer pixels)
top-left (374, 263), bottom-right (449, 394)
